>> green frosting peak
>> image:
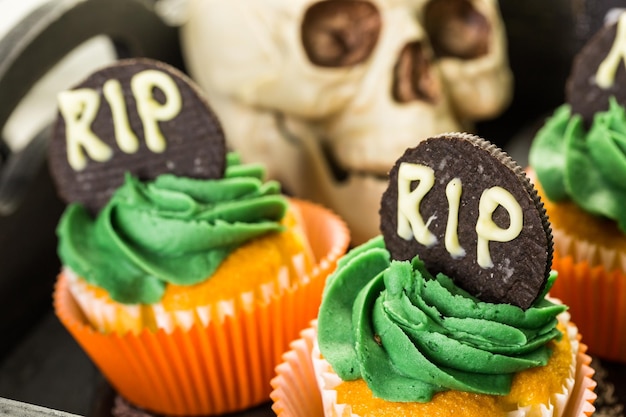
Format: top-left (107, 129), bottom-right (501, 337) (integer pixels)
top-left (317, 236), bottom-right (566, 402)
top-left (57, 153), bottom-right (288, 304)
top-left (529, 97), bottom-right (626, 233)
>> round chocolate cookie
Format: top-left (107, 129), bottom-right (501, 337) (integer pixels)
top-left (566, 13), bottom-right (626, 127)
top-left (49, 58), bottom-right (226, 214)
top-left (380, 132), bottom-right (553, 310)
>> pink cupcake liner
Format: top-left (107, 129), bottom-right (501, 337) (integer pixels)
top-left (271, 320), bottom-right (597, 417)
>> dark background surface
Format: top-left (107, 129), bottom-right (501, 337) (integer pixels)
top-left (1, 0), bottom-right (626, 416)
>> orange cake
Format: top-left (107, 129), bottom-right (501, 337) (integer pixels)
top-left (64, 204), bottom-right (314, 335)
top-left (528, 11), bottom-right (626, 362)
top-left (318, 319), bottom-right (581, 417)
top-left (50, 58), bottom-right (351, 416)
top-left (332, 324), bottom-right (573, 416)
top-left (272, 132), bottom-right (597, 417)
top-left (531, 176), bottom-right (626, 266)
top-left (270, 315), bottom-right (595, 417)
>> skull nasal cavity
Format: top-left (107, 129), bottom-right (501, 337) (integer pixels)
top-left (423, 0), bottom-right (491, 59)
top-left (301, 0), bottom-right (381, 67)
top-left (392, 41), bottom-right (440, 104)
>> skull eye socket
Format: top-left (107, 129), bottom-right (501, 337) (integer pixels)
top-left (392, 41), bottom-right (440, 104)
top-left (301, 0), bottom-right (381, 68)
top-left (423, 0), bottom-right (491, 60)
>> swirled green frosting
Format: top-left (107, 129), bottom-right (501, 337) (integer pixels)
top-left (529, 97), bottom-right (626, 233)
top-left (57, 153), bottom-right (288, 304)
top-left (317, 236), bottom-right (566, 402)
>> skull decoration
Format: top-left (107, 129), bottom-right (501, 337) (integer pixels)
top-left (181, 0), bottom-right (512, 244)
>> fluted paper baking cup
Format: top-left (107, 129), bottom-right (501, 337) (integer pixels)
top-left (270, 321), bottom-right (597, 417)
top-left (54, 199), bottom-right (350, 416)
top-left (549, 252), bottom-right (626, 363)
top-left (551, 226), bottom-right (626, 275)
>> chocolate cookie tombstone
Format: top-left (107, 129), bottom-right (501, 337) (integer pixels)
top-left (49, 58), bottom-right (226, 214)
top-left (566, 11), bottom-right (626, 127)
top-left (380, 133), bottom-right (552, 309)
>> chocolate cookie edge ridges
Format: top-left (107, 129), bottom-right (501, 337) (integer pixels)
top-left (48, 57), bottom-right (227, 215)
top-left (379, 132), bottom-right (553, 310)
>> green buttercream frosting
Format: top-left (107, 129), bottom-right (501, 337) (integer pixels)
top-left (57, 153), bottom-right (288, 304)
top-left (529, 97), bottom-right (626, 233)
top-left (317, 236), bottom-right (566, 402)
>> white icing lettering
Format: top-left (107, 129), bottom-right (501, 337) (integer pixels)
top-left (131, 69), bottom-right (182, 153)
top-left (103, 79), bottom-right (139, 154)
top-left (596, 12), bottom-right (626, 89)
top-left (475, 186), bottom-right (523, 268)
top-left (444, 178), bottom-right (466, 258)
top-left (397, 162), bottom-right (437, 246)
top-left (57, 89), bottom-right (113, 171)
top-left (396, 165), bottom-right (524, 268)
top-left (57, 69), bottom-right (184, 171)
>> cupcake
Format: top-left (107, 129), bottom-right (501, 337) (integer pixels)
top-left (271, 133), bottom-right (596, 416)
top-left (50, 58), bottom-right (350, 416)
top-left (528, 11), bottom-right (626, 363)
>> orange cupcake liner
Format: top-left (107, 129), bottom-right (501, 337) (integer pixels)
top-left (270, 321), bottom-right (597, 417)
top-left (550, 252), bottom-right (626, 363)
top-left (551, 227), bottom-right (626, 274)
top-left (54, 199), bottom-right (350, 416)
top-left (526, 169), bottom-right (626, 363)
